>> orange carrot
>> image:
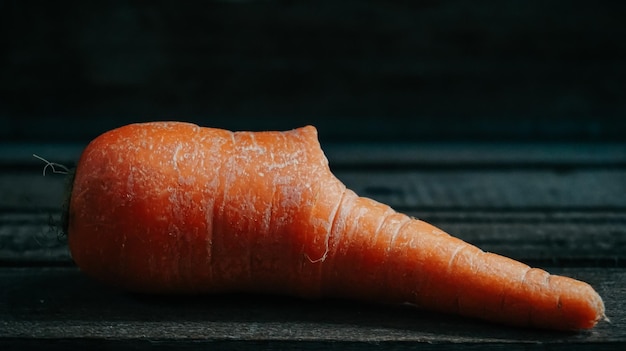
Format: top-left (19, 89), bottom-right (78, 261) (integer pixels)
top-left (66, 121), bottom-right (606, 331)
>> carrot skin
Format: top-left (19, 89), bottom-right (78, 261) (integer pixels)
top-left (67, 122), bottom-right (605, 331)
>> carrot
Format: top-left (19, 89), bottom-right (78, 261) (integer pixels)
top-left (66, 121), bottom-right (606, 331)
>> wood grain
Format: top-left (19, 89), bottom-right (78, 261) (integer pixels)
top-left (2, 142), bottom-right (624, 266)
top-left (1, 267), bottom-right (623, 348)
top-left (1, 140), bottom-right (624, 348)
top-left (2, 211), bottom-right (625, 266)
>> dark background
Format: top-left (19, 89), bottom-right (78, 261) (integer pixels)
top-left (1, 0), bottom-right (625, 143)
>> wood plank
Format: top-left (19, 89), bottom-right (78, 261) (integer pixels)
top-left (3, 168), bottom-right (626, 210)
top-left (325, 142), bottom-right (626, 169)
top-left (338, 169), bottom-right (626, 210)
top-left (0, 214), bottom-right (70, 264)
top-left (3, 137), bottom-right (625, 268)
top-left (0, 267), bottom-right (624, 349)
top-left (2, 211), bottom-right (624, 265)
top-left (4, 142), bottom-right (626, 168)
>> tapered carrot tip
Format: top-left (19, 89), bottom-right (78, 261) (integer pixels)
top-left (66, 122), bottom-right (607, 331)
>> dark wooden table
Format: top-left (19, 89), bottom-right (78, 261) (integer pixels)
top-left (1, 140), bottom-right (624, 350)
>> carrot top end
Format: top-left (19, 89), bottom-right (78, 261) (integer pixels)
top-left (61, 167), bottom-right (76, 237)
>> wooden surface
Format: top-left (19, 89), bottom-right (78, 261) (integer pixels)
top-left (1, 141), bottom-right (625, 350)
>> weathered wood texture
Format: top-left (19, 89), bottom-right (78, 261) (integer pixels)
top-left (3, 142), bottom-right (625, 266)
top-left (1, 141), bottom-right (624, 349)
top-left (1, 267), bottom-right (625, 349)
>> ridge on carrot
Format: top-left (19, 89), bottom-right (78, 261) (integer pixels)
top-left (66, 121), bottom-right (606, 331)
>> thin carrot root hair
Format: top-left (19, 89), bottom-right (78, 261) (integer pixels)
top-left (32, 154), bottom-right (76, 237)
top-left (33, 154), bottom-right (71, 176)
